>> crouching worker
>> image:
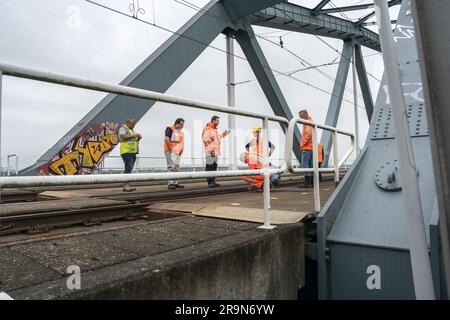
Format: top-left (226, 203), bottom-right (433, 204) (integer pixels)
top-left (240, 125), bottom-right (275, 191)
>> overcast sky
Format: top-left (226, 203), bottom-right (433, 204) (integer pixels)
top-left (0, 0), bottom-right (398, 171)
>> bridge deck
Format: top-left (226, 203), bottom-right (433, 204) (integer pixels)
top-left (0, 179), bottom-right (336, 299)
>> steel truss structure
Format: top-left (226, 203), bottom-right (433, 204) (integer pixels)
top-left (7, 0), bottom-right (449, 300)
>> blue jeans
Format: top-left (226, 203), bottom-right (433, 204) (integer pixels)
top-left (121, 153), bottom-right (137, 174)
top-left (301, 150), bottom-right (313, 177)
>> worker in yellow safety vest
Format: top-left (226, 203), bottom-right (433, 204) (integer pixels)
top-left (119, 117), bottom-right (142, 192)
top-left (164, 118), bottom-right (185, 190)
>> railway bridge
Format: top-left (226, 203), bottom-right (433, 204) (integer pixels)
top-left (0, 0), bottom-right (449, 300)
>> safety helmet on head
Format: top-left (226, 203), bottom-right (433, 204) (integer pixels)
top-left (251, 125), bottom-right (262, 133)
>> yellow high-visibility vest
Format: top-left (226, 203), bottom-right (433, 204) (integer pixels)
top-left (119, 126), bottom-right (139, 155)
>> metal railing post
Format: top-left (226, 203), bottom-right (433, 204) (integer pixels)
top-left (6, 155), bottom-right (10, 176)
top-left (259, 117), bottom-right (275, 229)
top-left (135, 156), bottom-right (140, 173)
top-left (7, 154), bottom-right (19, 176)
top-left (285, 117), bottom-right (354, 213)
top-left (226, 34), bottom-right (237, 170)
top-left (0, 71), bottom-right (2, 177)
top-left (15, 154), bottom-right (18, 175)
top-left (312, 125), bottom-right (321, 212)
top-left (332, 131), bottom-right (340, 186)
top-left (352, 43), bottom-right (360, 156)
top-left (374, 0), bottom-right (435, 300)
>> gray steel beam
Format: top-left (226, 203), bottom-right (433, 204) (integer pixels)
top-left (320, 3), bottom-right (375, 14)
top-left (314, 0), bottom-right (332, 12)
top-left (354, 44), bottom-right (374, 121)
top-left (223, 0), bottom-right (286, 21)
top-left (362, 20), bottom-right (397, 27)
top-left (320, 40), bottom-right (353, 167)
top-left (356, 0), bottom-right (402, 25)
top-left (374, 0), bottom-right (435, 299)
top-left (251, 2), bottom-right (381, 52)
top-left (234, 21), bottom-right (302, 162)
top-left (20, 0), bottom-right (233, 175)
top-left (412, 0), bottom-right (450, 297)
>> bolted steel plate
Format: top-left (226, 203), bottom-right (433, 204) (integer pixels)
top-left (374, 160), bottom-right (402, 192)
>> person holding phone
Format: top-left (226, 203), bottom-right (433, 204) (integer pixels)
top-left (118, 117), bottom-right (142, 192)
top-left (202, 115), bottom-right (230, 188)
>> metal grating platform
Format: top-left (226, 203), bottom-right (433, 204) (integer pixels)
top-left (194, 206), bottom-right (310, 225)
top-left (146, 203), bottom-right (207, 213)
top-left (146, 203), bottom-right (310, 224)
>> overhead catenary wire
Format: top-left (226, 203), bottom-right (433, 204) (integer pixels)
top-left (315, 35), bottom-right (382, 83)
top-left (170, 0), bottom-right (379, 101)
top-left (329, 1), bottom-right (354, 22)
top-left (287, 52), bottom-right (379, 75)
top-left (84, 0), bottom-right (367, 111)
top-left (256, 34), bottom-right (366, 102)
top-left (173, 0), bottom-right (231, 25)
top-left (233, 51), bottom-right (379, 84)
top-left (315, 2), bottom-right (383, 84)
top-left (169, 0), bottom-right (370, 110)
top-left (175, 0), bottom-right (382, 85)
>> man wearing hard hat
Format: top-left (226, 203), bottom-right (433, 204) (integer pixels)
top-left (240, 125), bottom-right (275, 190)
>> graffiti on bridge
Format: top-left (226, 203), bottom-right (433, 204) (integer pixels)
top-left (37, 123), bottom-right (119, 176)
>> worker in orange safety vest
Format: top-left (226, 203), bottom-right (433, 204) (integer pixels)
top-left (318, 141), bottom-right (324, 181)
top-left (299, 109), bottom-right (315, 188)
top-left (202, 115), bottom-right (230, 188)
top-left (164, 118), bottom-right (185, 190)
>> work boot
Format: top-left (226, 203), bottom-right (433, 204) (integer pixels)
top-left (306, 176), bottom-right (313, 188)
top-left (297, 177), bottom-right (309, 188)
top-left (174, 184), bottom-right (185, 188)
top-left (208, 183), bottom-right (217, 188)
top-left (168, 184), bottom-right (177, 190)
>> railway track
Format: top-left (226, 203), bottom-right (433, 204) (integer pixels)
top-left (0, 178), bottom-right (307, 236)
top-left (0, 189), bottom-right (39, 204)
top-left (0, 174), bottom-right (299, 204)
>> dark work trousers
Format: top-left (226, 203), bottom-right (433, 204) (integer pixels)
top-left (319, 162), bottom-right (323, 181)
top-left (205, 156), bottom-right (218, 184)
top-left (121, 153), bottom-right (137, 174)
top-left (301, 150), bottom-right (313, 176)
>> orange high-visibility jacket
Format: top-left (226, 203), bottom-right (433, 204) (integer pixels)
top-left (164, 125), bottom-right (184, 155)
top-left (247, 137), bottom-right (272, 166)
top-left (318, 142), bottom-right (323, 164)
top-left (248, 137), bottom-right (263, 155)
top-left (202, 123), bottom-right (227, 157)
top-left (241, 152), bottom-right (265, 189)
top-left (300, 116), bottom-right (314, 151)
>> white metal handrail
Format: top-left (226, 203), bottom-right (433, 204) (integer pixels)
top-left (6, 154), bottom-right (19, 176)
top-left (0, 62), bottom-right (288, 229)
top-left (0, 62), bottom-right (355, 227)
top-left (284, 117), bottom-right (355, 212)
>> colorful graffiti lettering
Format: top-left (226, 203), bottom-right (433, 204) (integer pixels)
top-left (49, 151), bottom-right (80, 175)
top-left (38, 123), bottom-right (120, 176)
